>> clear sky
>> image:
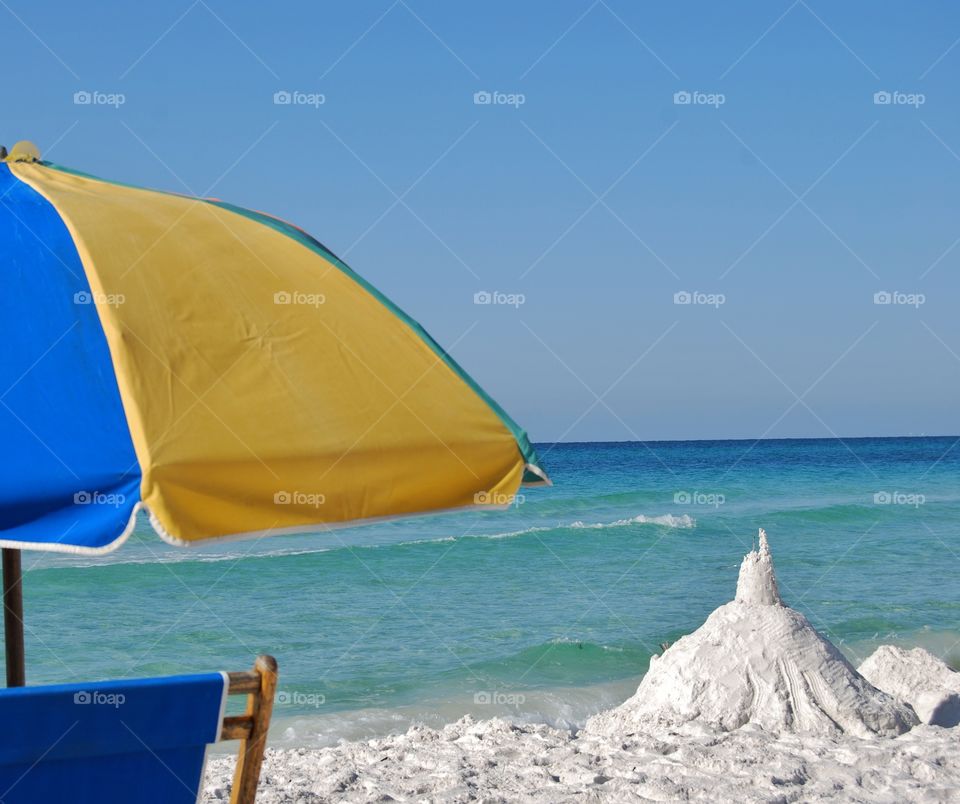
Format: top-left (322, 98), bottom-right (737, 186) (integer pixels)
top-left (4, 1), bottom-right (959, 442)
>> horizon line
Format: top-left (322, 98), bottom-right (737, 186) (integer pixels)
top-left (533, 434), bottom-right (958, 446)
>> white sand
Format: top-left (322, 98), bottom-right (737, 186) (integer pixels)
top-left (204, 718), bottom-right (960, 803)
top-left (860, 645), bottom-right (960, 728)
top-left (203, 531), bottom-right (960, 802)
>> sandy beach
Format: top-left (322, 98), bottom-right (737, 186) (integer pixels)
top-left (203, 533), bottom-right (960, 803)
top-left (203, 718), bottom-right (959, 803)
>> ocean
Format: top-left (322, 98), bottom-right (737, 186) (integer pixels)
top-left (22, 437), bottom-right (960, 746)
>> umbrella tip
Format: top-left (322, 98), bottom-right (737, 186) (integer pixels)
top-left (2, 141), bottom-right (40, 163)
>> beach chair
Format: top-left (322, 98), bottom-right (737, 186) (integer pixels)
top-left (0, 654), bottom-right (277, 804)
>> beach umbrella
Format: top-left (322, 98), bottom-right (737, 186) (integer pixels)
top-left (0, 140), bottom-right (549, 685)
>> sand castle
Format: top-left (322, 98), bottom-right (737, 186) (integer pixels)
top-left (588, 529), bottom-right (919, 738)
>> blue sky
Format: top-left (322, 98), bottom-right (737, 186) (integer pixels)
top-left (5, 1), bottom-right (960, 442)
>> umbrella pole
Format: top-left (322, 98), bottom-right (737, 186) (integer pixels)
top-left (2, 548), bottom-right (25, 687)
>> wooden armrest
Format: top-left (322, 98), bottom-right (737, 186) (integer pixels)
top-left (221, 655), bottom-right (278, 804)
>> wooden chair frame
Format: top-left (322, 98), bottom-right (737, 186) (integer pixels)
top-left (220, 655), bottom-right (278, 804)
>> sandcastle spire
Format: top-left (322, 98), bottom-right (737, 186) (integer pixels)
top-left (735, 528), bottom-right (782, 605)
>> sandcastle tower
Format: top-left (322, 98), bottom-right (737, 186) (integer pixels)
top-left (735, 528), bottom-right (780, 605)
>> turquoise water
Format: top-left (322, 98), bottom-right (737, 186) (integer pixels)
top-left (22, 437), bottom-right (960, 745)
